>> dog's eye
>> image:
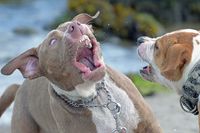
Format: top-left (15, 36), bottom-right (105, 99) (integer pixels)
top-left (154, 44), bottom-right (159, 50)
top-left (49, 38), bottom-right (57, 46)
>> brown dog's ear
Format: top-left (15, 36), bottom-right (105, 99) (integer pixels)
top-left (1, 48), bottom-right (41, 79)
top-left (161, 44), bottom-right (192, 81)
top-left (72, 11), bottom-right (100, 24)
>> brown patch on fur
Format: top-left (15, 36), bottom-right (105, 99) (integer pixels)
top-left (106, 66), bottom-right (163, 133)
top-left (154, 32), bottom-right (197, 81)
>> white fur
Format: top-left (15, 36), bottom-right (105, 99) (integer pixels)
top-left (90, 75), bottom-right (140, 133)
top-left (51, 81), bottom-right (96, 101)
top-left (75, 81), bottom-right (97, 98)
top-left (138, 29), bottom-right (200, 93)
top-left (137, 37), bottom-right (156, 64)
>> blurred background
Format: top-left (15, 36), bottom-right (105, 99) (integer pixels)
top-left (0, 0), bottom-right (200, 132)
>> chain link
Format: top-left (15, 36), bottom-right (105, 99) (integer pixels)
top-left (53, 80), bottom-right (127, 133)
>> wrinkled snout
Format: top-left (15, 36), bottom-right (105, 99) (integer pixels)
top-left (137, 36), bottom-right (155, 63)
top-left (67, 21), bottom-right (83, 39)
top-left (137, 36), bottom-right (150, 59)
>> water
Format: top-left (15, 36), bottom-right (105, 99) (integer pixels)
top-left (0, 0), bottom-right (145, 125)
top-left (102, 42), bottom-right (144, 73)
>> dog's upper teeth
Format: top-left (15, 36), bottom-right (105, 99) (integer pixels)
top-left (80, 35), bottom-right (89, 42)
top-left (87, 43), bottom-right (92, 49)
top-left (85, 40), bottom-right (92, 49)
top-left (88, 43), bottom-right (92, 48)
top-left (79, 35), bottom-right (92, 48)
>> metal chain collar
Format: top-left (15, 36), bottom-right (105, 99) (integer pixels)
top-left (180, 61), bottom-right (200, 115)
top-left (53, 80), bottom-right (127, 133)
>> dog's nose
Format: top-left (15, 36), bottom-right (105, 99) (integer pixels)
top-left (67, 21), bottom-right (83, 38)
top-left (68, 21), bottom-right (81, 33)
top-left (137, 36), bottom-right (147, 45)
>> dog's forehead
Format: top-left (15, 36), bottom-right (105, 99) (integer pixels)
top-left (156, 29), bottom-right (199, 45)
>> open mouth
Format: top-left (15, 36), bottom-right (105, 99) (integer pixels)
top-left (140, 65), bottom-right (155, 82)
top-left (140, 65), bottom-right (152, 75)
top-left (73, 35), bottom-right (103, 78)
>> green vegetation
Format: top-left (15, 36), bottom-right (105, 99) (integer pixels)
top-left (47, 0), bottom-right (164, 41)
top-left (67, 0), bottom-right (163, 41)
top-left (128, 73), bottom-right (171, 96)
top-left (48, 0), bottom-right (200, 42)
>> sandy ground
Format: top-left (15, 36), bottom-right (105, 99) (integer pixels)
top-left (0, 124), bottom-right (10, 133)
top-left (145, 93), bottom-right (198, 133)
top-left (0, 93), bottom-right (198, 133)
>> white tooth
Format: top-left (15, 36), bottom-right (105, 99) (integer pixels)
top-left (85, 42), bottom-right (89, 48)
top-left (85, 35), bottom-right (89, 40)
top-left (82, 35), bottom-right (86, 40)
top-left (81, 37), bottom-right (84, 42)
top-left (80, 36), bottom-right (83, 43)
top-left (85, 39), bottom-right (92, 49)
top-left (88, 43), bottom-right (92, 48)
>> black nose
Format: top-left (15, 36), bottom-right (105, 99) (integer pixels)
top-left (137, 36), bottom-right (147, 45)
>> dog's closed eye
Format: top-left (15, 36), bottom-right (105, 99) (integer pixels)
top-left (49, 38), bottom-right (57, 46)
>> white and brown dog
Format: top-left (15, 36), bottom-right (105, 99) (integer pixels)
top-left (137, 29), bottom-right (200, 129)
top-left (0, 12), bottom-right (162, 133)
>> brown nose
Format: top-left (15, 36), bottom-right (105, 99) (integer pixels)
top-left (68, 21), bottom-right (83, 38)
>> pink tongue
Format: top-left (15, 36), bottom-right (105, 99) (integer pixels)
top-left (80, 58), bottom-right (95, 70)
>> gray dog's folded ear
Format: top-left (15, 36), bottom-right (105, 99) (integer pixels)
top-left (1, 48), bottom-right (42, 79)
top-left (72, 11), bottom-right (100, 24)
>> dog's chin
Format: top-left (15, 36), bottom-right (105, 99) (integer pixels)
top-left (82, 64), bottom-right (106, 82)
top-left (140, 65), bottom-right (155, 82)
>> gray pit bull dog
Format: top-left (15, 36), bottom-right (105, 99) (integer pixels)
top-left (0, 12), bottom-right (162, 133)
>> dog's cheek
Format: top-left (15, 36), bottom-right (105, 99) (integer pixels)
top-left (138, 44), bottom-right (147, 59)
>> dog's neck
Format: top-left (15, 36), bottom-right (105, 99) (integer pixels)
top-left (50, 81), bottom-right (97, 101)
top-left (172, 34), bottom-right (200, 93)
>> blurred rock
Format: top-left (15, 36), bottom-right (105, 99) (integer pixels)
top-left (13, 27), bottom-right (37, 36)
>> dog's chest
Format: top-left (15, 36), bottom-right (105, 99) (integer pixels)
top-left (49, 78), bottom-right (140, 133)
top-left (89, 78), bottom-right (140, 133)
